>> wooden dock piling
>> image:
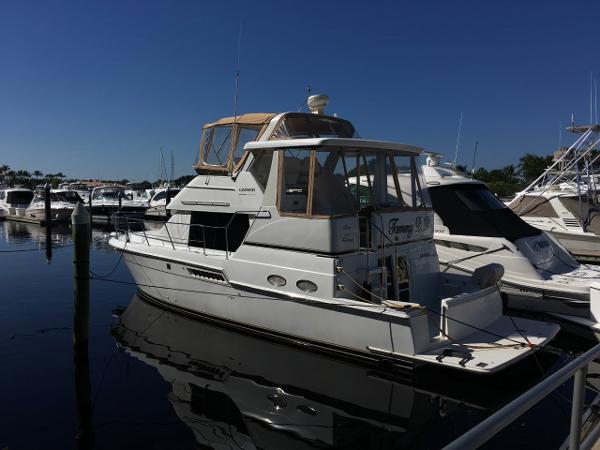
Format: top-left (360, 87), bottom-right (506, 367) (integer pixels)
top-left (72, 202), bottom-right (90, 359)
top-left (45, 184), bottom-right (52, 261)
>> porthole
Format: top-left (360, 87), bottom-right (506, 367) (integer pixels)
top-left (296, 280), bottom-right (317, 293)
top-left (267, 274), bottom-right (287, 287)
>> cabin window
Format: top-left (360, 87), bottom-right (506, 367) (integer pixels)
top-left (270, 113), bottom-right (356, 140)
top-left (277, 147), bottom-right (425, 217)
top-left (188, 211), bottom-right (249, 252)
top-left (232, 126), bottom-right (261, 165)
top-left (248, 150), bottom-right (273, 191)
top-left (394, 156), bottom-right (425, 208)
top-left (205, 126), bottom-right (233, 166)
top-left (279, 150), bottom-right (311, 214)
top-left (153, 191), bottom-right (166, 202)
top-left (0, 191), bottom-right (5, 200)
top-left (7, 191), bottom-right (33, 205)
top-left (312, 151), bottom-right (355, 216)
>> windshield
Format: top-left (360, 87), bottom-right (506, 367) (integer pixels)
top-left (429, 184), bottom-right (540, 241)
top-left (93, 188), bottom-right (124, 200)
top-left (271, 113), bottom-right (357, 140)
top-left (278, 147), bottom-right (422, 216)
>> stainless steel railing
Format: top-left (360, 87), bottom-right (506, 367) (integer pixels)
top-left (444, 342), bottom-right (600, 450)
top-left (114, 210), bottom-right (266, 259)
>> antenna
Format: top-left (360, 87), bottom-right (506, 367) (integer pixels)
top-left (453, 112), bottom-right (463, 165)
top-left (595, 77), bottom-right (598, 125)
top-left (558, 121), bottom-right (562, 149)
top-left (470, 140), bottom-right (478, 176)
top-left (298, 85), bottom-right (311, 112)
top-left (171, 151), bottom-right (174, 184)
top-left (230, 21), bottom-right (242, 175)
top-left (591, 72), bottom-right (594, 124)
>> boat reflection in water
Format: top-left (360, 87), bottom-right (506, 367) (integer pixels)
top-left (113, 294), bottom-right (560, 449)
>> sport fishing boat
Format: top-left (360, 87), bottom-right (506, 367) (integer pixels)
top-left (110, 96), bottom-right (559, 374)
top-left (144, 187), bottom-right (181, 219)
top-left (0, 188), bottom-right (34, 218)
top-left (89, 185), bottom-right (148, 225)
top-left (508, 124), bottom-right (600, 261)
top-left (112, 293), bottom-right (556, 449)
top-left (24, 189), bottom-right (82, 223)
top-left (422, 154), bottom-right (600, 332)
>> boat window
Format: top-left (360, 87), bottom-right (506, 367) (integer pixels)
top-left (232, 126), bottom-right (261, 165)
top-left (395, 156), bottom-right (425, 208)
top-left (7, 191), bottom-right (33, 205)
top-left (153, 191), bottom-right (166, 202)
top-left (278, 148), bottom-right (425, 217)
top-left (248, 150), bottom-right (273, 191)
top-left (312, 150), bottom-right (355, 216)
top-left (280, 149), bottom-right (311, 214)
top-left (429, 184), bottom-right (540, 241)
top-left (270, 113), bottom-right (356, 140)
top-left (0, 191), bottom-right (4, 200)
top-left (455, 188), bottom-right (507, 211)
top-left (204, 126), bottom-right (232, 166)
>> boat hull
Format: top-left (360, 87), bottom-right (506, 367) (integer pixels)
top-left (117, 245), bottom-right (558, 375)
top-left (549, 230), bottom-right (600, 262)
top-left (24, 207), bottom-right (73, 223)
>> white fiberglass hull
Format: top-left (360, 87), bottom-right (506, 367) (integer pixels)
top-left (549, 230), bottom-right (600, 261)
top-left (24, 207), bottom-right (73, 223)
top-left (113, 238), bottom-right (558, 375)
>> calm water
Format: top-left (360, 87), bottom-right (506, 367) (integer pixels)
top-left (0, 219), bottom-right (594, 449)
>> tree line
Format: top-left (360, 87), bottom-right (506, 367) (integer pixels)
top-left (0, 164), bottom-right (195, 190)
top-left (458, 153), bottom-right (554, 198)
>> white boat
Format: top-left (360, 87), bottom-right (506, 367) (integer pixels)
top-left (24, 189), bottom-right (82, 223)
top-left (89, 185), bottom-right (148, 225)
top-left (110, 97), bottom-right (559, 375)
top-left (422, 154), bottom-right (600, 332)
top-left (508, 124), bottom-right (600, 261)
top-left (144, 187), bottom-right (181, 219)
top-left (0, 187), bottom-right (34, 218)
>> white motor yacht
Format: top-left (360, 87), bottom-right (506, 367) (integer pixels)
top-left (0, 188), bottom-right (34, 218)
top-left (89, 185), bottom-right (149, 225)
top-left (422, 155), bottom-right (600, 331)
top-left (144, 187), bottom-right (181, 219)
top-left (24, 189), bottom-right (82, 223)
top-left (110, 98), bottom-right (559, 375)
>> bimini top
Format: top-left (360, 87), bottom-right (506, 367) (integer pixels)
top-left (194, 112), bottom-right (358, 174)
top-left (244, 138), bottom-right (423, 155)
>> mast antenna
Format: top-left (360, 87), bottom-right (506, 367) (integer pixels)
top-left (298, 85), bottom-right (311, 112)
top-left (230, 21), bottom-right (242, 175)
top-left (453, 112), bottom-right (463, 166)
top-left (171, 151), bottom-right (174, 185)
top-left (591, 72), bottom-right (594, 124)
top-left (470, 140), bottom-right (478, 176)
top-left (558, 122), bottom-right (562, 149)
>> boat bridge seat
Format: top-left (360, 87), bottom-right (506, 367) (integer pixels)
top-left (470, 263), bottom-right (504, 289)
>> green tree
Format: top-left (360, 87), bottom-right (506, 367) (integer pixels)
top-left (518, 153), bottom-right (553, 184)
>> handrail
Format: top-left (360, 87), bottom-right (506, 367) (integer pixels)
top-left (115, 210), bottom-right (266, 258)
top-left (444, 342), bottom-right (600, 450)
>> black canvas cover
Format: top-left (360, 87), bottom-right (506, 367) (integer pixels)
top-left (429, 184), bottom-right (541, 241)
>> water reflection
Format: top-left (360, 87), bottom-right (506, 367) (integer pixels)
top-left (113, 294), bottom-right (560, 449)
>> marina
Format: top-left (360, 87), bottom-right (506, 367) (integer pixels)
top-left (4, 2), bottom-right (600, 448)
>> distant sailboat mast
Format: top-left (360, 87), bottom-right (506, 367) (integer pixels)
top-left (453, 112), bottom-right (463, 167)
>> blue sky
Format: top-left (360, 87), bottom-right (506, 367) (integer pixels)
top-left (1, 0), bottom-right (599, 181)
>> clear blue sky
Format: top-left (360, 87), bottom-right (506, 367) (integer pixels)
top-left (1, 0), bottom-right (599, 181)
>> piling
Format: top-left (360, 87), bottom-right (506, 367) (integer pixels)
top-left (71, 201), bottom-right (93, 448)
top-left (72, 202), bottom-right (90, 358)
top-left (45, 184), bottom-right (52, 261)
top-left (88, 188), bottom-right (93, 230)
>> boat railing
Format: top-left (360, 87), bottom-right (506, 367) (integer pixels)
top-left (114, 210), bottom-right (265, 259)
top-left (443, 341), bottom-right (600, 450)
